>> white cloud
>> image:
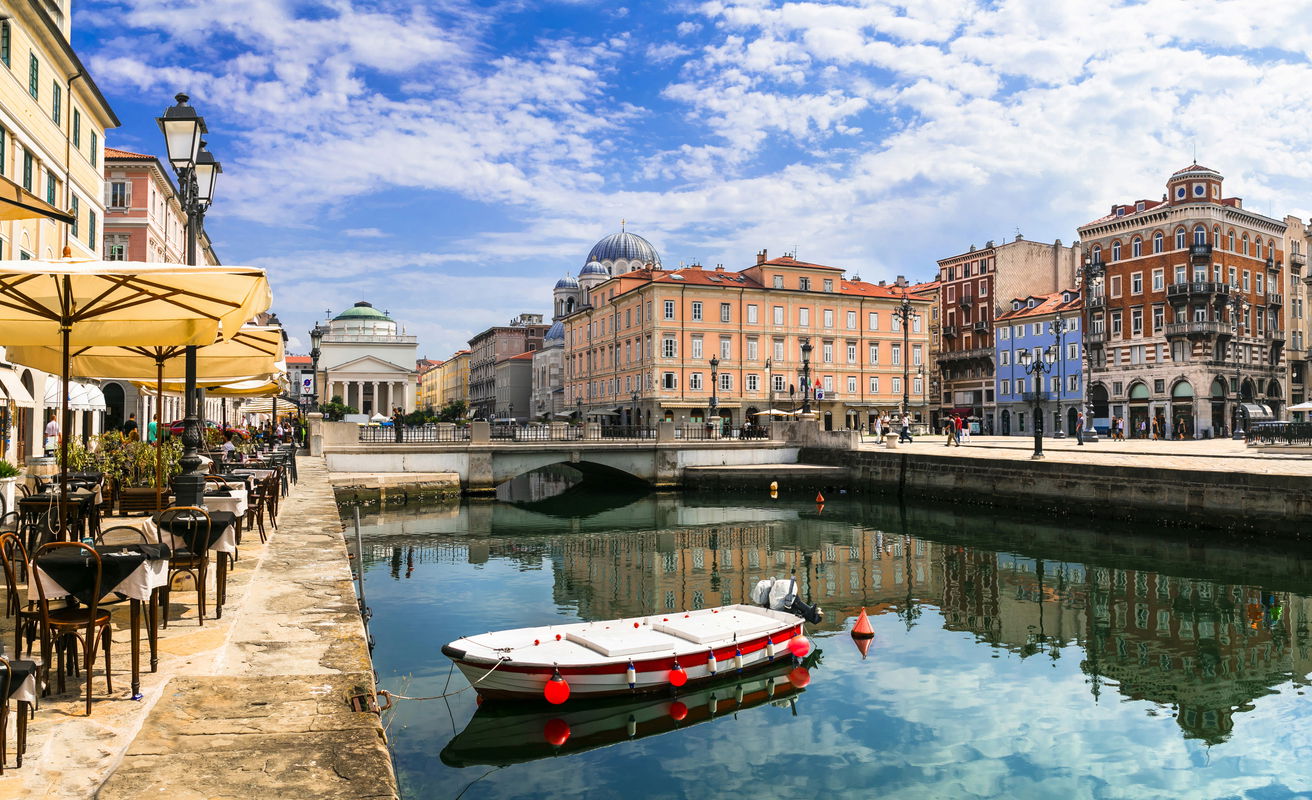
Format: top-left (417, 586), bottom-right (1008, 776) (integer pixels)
top-left (343, 228), bottom-right (389, 239)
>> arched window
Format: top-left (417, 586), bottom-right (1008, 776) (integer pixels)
top-left (1111, 241), bottom-right (1121, 261)
top-left (1193, 225), bottom-right (1206, 246)
top-left (1153, 232), bottom-right (1164, 253)
top-left (1268, 239), bottom-right (1276, 258)
top-left (1228, 230), bottom-right (1235, 251)
top-left (1091, 244), bottom-right (1102, 263)
top-left (1132, 237), bottom-right (1142, 258)
top-left (1241, 234), bottom-right (1249, 255)
top-left (1175, 228), bottom-right (1186, 249)
top-left (1213, 226), bottom-right (1221, 247)
top-left (1256, 239), bottom-right (1263, 259)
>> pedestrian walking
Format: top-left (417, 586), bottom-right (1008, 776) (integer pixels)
top-left (961, 419), bottom-right (971, 444)
top-left (944, 416), bottom-right (955, 446)
top-left (954, 414), bottom-right (964, 445)
top-left (899, 413), bottom-right (913, 443)
top-left (1175, 417), bottom-right (1187, 440)
top-left (393, 406), bottom-right (405, 443)
top-left (43, 410), bottom-right (60, 456)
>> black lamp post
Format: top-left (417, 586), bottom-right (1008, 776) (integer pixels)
top-left (576, 396), bottom-right (582, 423)
top-left (765, 358), bottom-right (773, 421)
top-left (709, 356), bottom-right (720, 420)
top-left (892, 291), bottom-right (917, 416)
top-left (1018, 346), bottom-right (1054, 459)
top-left (1050, 313), bottom-right (1068, 438)
top-left (309, 322), bottom-right (325, 409)
top-left (631, 390), bottom-right (639, 428)
top-left (157, 93), bottom-right (221, 509)
top-left (799, 337), bottom-right (813, 415)
top-left (1077, 254), bottom-right (1105, 445)
top-left (1230, 294), bottom-right (1251, 439)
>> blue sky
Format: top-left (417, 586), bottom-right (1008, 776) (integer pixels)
top-left (73, 0), bottom-right (1312, 359)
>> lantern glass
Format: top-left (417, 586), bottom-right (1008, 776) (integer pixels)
top-left (156, 94), bottom-right (206, 168)
top-left (193, 148), bottom-right (221, 204)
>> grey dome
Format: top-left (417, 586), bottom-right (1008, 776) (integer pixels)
top-left (586, 231), bottom-right (661, 268)
top-left (544, 320), bottom-right (565, 341)
top-left (580, 260), bottom-right (609, 276)
top-left (554, 274), bottom-right (579, 289)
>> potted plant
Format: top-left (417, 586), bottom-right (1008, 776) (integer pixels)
top-left (0, 458), bottom-right (19, 515)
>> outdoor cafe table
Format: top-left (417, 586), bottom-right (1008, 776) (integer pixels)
top-left (28, 543), bottom-right (170, 699)
top-left (141, 511), bottom-right (239, 618)
top-left (18, 491), bottom-right (98, 543)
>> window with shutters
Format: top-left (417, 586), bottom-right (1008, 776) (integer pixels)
top-left (51, 82), bottom-right (60, 124)
top-left (28, 53), bottom-right (38, 99)
top-left (22, 150), bottom-right (32, 191)
top-left (110, 181), bottom-right (129, 208)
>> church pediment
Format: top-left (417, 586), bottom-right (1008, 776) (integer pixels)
top-left (328, 354), bottom-right (416, 375)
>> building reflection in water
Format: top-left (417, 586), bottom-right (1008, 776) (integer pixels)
top-left (358, 501), bottom-right (1312, 746)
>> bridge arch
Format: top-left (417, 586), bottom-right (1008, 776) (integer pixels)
top-left (490, 450), bottom-right (655, 486)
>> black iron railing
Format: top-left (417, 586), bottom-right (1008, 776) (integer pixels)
top-left (1246, 422), bottom-right (1312, 445)
top-left (358, 425), bottom-right (472, 443)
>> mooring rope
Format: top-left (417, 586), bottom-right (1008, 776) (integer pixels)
top-left (378, 656), bottom-right (509, 704)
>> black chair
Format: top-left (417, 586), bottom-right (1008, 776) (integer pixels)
top-left (0, 654), bottom-right (35, 771)
top-left (157, 507), bottom-right (212, 627)
top-left (96, 524), bottom-right (152, 546)
top-left (31, 542), bottom-right (114, 716)
top-left (0, 533), bottom-right (38, 657)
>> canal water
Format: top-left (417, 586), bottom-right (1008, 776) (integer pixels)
top-left (355, 474), bottom-right (1312, 798)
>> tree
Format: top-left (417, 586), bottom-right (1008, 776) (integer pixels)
top-left (320, 395), bottom-right (358, 421)
top-left (437, 399), bottom-right (467, 423)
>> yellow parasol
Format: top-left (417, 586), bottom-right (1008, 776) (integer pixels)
top-left (0, 173), bottom-right (76, 223)
top-left (0, 259), bottom-right (271, 527)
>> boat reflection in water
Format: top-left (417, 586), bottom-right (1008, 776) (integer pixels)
top-left (440, 651), bottom-right (821, 768)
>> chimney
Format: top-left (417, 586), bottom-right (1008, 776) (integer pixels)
top-left (715, 264), bottom-right (725, 272)
top-left (878, 280), bottom-right (885, 286)
top-left (756, 249), bottom-right (768, 265)
top-left (689, 262), bottom-right (702, 270)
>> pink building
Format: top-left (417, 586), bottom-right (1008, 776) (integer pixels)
top-left (102, 146), bottom-right (217, 264)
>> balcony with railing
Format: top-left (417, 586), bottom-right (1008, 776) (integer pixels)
top-left (1189, 243), bottom-right (1213, 264)
top-left (1291, 252), bottom-right (1306, 275)
top-left (1166, 281), bottom-right (1231, 302)
top-left (1086, 330), bottom-right (1106, 344)
top-left (1267, 292), bottom-right (1283, 306)
top-left (942, 325), bottom-right (958, 338)
top-left (1085, 293), bottom-right (1105, 309)
top-left (1165, 320), bottom-right (1229, 338)
top-left (959, 295), bottom-right (973, 308)
top-left (937, 346), bottom-right (994, 362)
top-left (972, 320), bottom-right (989, 332)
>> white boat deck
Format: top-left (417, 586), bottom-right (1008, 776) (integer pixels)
top-left (454, 605), bottom-right (794, 667)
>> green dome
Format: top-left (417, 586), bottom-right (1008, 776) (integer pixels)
top-left (334, 302), bottom-right (392, 321)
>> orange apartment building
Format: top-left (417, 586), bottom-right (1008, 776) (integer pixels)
top-left (561, 251), bottom-right (935, 430)
top-left (1076, 164), bottom-right (1289, 436)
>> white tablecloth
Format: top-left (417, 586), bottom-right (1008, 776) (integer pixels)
top-left (28, 553), bottom-right (169, 604)
top-left (202, 488), bottom-right (248, 517)
top-left (141, 518), bottom-right (238, 557)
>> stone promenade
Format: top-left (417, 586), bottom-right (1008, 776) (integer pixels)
top-left (0, 456), bottom-right (396, 799)
top-left (857, 434), bottom-right (1312, 476)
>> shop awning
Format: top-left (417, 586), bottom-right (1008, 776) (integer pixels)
top-left (0, 368), bottom-right (34, 406)
top-left (659, 401), bottom-right (742, 409)
top-left (1241, 403), bottom-right (1274, 421)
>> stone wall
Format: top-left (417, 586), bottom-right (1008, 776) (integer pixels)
top-left (801, 447), bottom-right (1312, 534)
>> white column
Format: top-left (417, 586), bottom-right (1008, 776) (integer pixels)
top-left (397, 381), bottom-right (406, 411)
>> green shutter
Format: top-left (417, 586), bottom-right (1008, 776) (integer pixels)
top-left (46, 173), bottom-right (54, 204)
top-left (90, 132), bottom-right (98, 166)
top-left (51, 82), bottom-right (60, 124)
top-left (73, 110), bottom-right (80, 148)
top-left (0, 126), bottom-right (6, 175)
top-left (89, 209), bottom-right (96, 246)
top-left (21, 150), bottom-right (31, 191)
top-left (1, 23), bottom-right (9, 67)
top-left (28, 53), bottom-right (37, 99)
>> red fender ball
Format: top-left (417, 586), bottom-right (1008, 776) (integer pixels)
top-left (788, 636), bottom-right (811, 658)
top-left (668, 666), bottom-right (688, 687)
top-left (788, 667), bottom-right (811, 688)
top-left (544, 673), bottom-right (571, 705)
top-left (669, 701), bottom-right (688, 721)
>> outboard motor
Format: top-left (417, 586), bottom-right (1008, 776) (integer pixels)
top-left (751, 575), bottom-right (824, 624)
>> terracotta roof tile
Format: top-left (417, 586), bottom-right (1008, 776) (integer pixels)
top-left (994, 290), bottom-right (1083, 321)
top-left (104, 146), bottom-right (155, 161)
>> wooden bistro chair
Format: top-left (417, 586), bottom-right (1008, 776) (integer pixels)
top-left (0, 533), bottom-right (39, 659)
top-left (157, 507), bottom-right (212, 628)
top-left (0, 654), bottom-right (35, 772)
top-left (31, 542), bottom-right (114, 716)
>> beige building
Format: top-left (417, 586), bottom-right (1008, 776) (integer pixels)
top-left (1282, 216), bottom-right (1311, 416)
top-left (312, 302), bottom-right (417, 416)
top-left (562, 250), bottom-right (934, 431)
top-left (437, 350), bottom-right (470, 410)
top-left (467, 314), bottom-right (547, 420)
top-left (531, 321), bottom-right (565, 420)
top-left (415, 357), bottom-right (441, 412)
top-left (493, 352), bottom-right (533, 423)
top-left (0, 2), bottom-right (118, 466)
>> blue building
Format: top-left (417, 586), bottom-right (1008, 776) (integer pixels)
top-left (994, 290), bottom-right (1084, 436)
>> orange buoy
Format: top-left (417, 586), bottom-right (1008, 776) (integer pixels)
top-left (788, 667), bottom-right (811, 688)
top-left (852, 607), bottom-right (874, 639)
top-left (544, 669), bottom-right (571, 704)
top-left (669, 662), bottom-right (688, 687)
top-left (815, 491), bottom-right (825, 503)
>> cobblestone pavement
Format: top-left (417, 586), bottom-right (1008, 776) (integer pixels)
top-left (856, 434), bottom-right (1312, 475)
top-left (0, 456), bottom-right (395, 800)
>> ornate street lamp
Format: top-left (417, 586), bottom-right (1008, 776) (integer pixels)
top-left (1018, 346), bottom-right (1054, 459)
top-left (1050, 313), bottom-right (1068, 438)
top-left (892, 290), bottom-right (917, 416)
top-left (1077, 253), bottom-right (1105, 445)
top-left (631, 390), bottom-right (639, 429)
top-left (309, 321), bottom-right (326, 409)
top-left (765, 357), bottom-right (773, 421)
top-left (157, 93), bottom-right (221, 509)
top-left (1229, 293), bottom-right (1251, 439)
top-left (799, 337), bottom-right (813, 415)
top-left (709, 355), bottom-right (720, 422)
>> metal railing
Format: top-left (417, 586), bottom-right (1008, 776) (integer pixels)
top-left (675, 424), bottom-right (771, 441)
top-left (1167, 281), bottom-right (1230, 299)
top-left (358, 425), bottom-right (472, 443)
top-left (1164, 320), bottom-right (1228, 337)
top-left (487, 425), bottom-right (657, 442)
top-left (1189, 243), bottom-right (1213, 262)
top-left (1267, 292), bottom-right (1283, 306)
top-left (1247, 422), bottom-right (1312, 445)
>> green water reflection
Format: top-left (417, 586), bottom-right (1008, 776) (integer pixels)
top-left (359, 490), bottom-right (1312, 799)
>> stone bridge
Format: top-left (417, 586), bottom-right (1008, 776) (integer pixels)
top-left (312, 419), bottom-right (803, 494)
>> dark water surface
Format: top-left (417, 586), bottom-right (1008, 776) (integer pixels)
top-left (356, 482), bottom-right (1312, 799)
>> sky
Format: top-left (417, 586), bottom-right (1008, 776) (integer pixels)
top-left (73, 0), bottom-right (1312, 359)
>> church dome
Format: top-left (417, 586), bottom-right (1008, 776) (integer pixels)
top-left (554, 274), bottom-right (579, 289)
top-left (333, 301), bottom-right (392, 322)
top-left (544, 320), bottom-right (565, 342)
top-left (579, 260), bottom-right (609, 277)
top-left (586, 230), bottom-right (661, 270)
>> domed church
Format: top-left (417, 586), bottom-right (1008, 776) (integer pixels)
top-left (552, 224), bottom-right (661, 320)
